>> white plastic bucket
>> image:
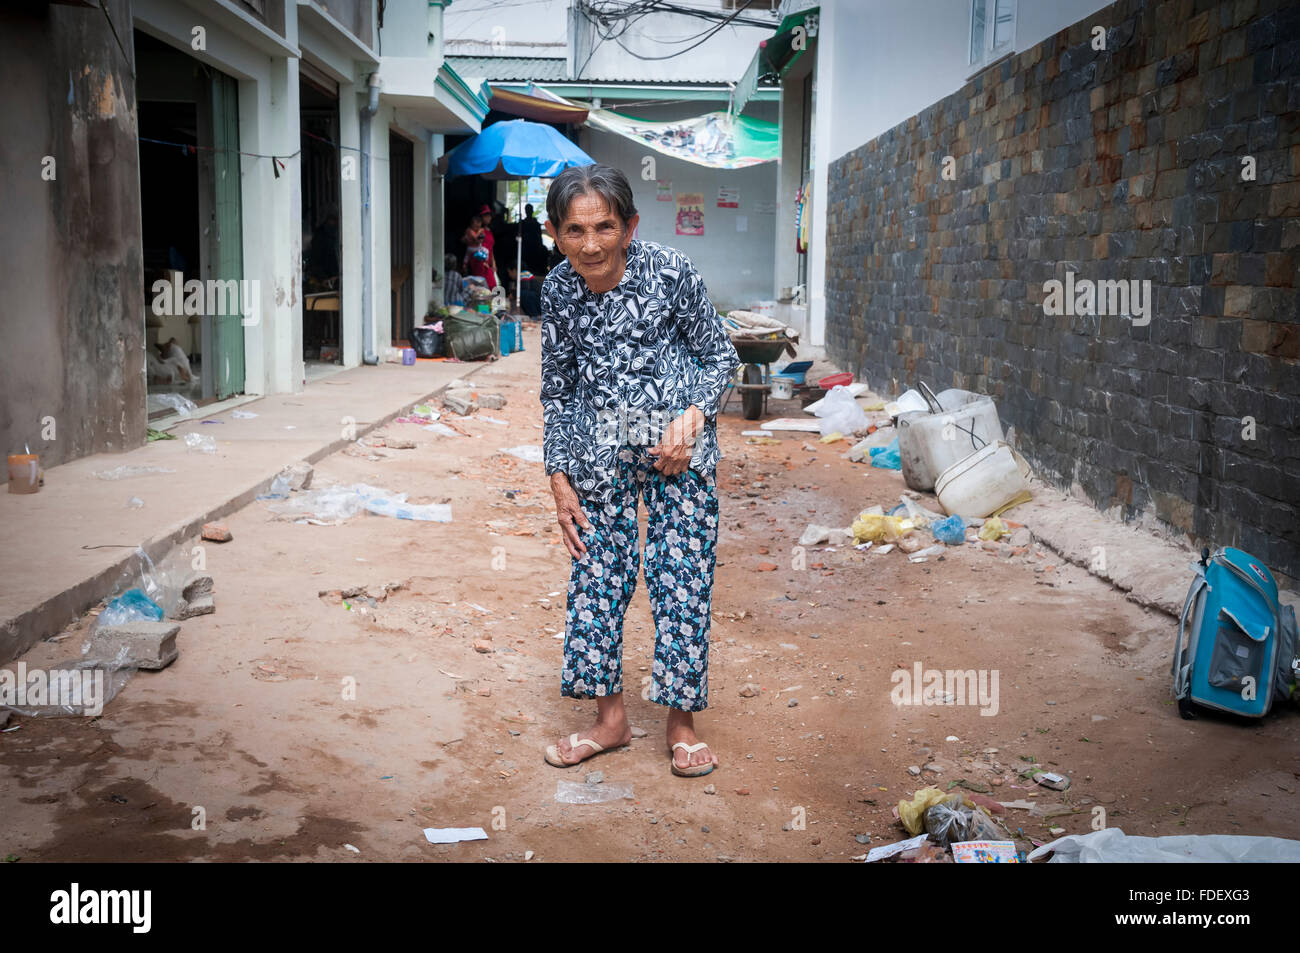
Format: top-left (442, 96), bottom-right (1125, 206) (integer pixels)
top-left (934, 441), bottom-right (1032, 518)
top-left (897, 392), bottom-right (1004, 492)
top-left (771, 377), bottom-right (794, 400)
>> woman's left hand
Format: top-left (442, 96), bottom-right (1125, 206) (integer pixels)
top-left (648, 405), bottom-right (705, 475)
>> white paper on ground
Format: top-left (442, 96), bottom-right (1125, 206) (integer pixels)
top-left (423, 827), bottom-right (488, 844)
top-left (760, 418), bottom-right (822, 432)
top-left (864, 832), bottom-right (930, 862)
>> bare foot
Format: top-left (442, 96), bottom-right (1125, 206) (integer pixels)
top-left (552, 711), bottom-right (631, 766)
top-left (666, 710), bottom-right (719, 773)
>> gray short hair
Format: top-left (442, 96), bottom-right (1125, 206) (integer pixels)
top-left (546, 163), bottom-right (638, 229)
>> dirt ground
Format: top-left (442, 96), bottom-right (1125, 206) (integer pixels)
top-left (4, 324), bottom-right (1299, 862)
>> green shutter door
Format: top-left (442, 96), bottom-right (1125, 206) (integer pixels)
top-left (211, 72), bottom-right (245, 399)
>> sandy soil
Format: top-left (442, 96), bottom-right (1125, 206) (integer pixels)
top-left (3, 324), bottom-right (1298, 862)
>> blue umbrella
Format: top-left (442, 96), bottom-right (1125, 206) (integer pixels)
top-left (439, 120), bottom-right (594, 309)
top-left (438, 119), bottom-right (594, 180)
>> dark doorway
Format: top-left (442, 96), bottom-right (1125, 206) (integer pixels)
top-left (300, 71), bottom-right (343, 366)
top-left (388, 131), bottom-right (414, 344)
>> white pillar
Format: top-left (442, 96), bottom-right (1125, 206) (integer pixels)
top-left (339, 81), bottom-right (363, 367)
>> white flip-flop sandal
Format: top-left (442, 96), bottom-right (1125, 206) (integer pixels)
top-left (670, 740), bottom-right (715, 778)
top-left (545, 732), bottom-right (604, 768)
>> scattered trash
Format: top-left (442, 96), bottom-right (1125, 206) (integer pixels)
top-left (798, 524), bottom-right (853, 547)
top-left (94, 465), bottom-right (176, 480)
top-left (231, 409), bottom-right (258, 419)
top-left (953, 840), bottom-right (1020, 863)
top-left (741, 430), bottom-right (769, 437)
top-left (896, 387), bottom-right (1004, 492)
top-left (978, 516), bottom-right (1009, 540)
top-left (125, 496), bottom-right (144, 509)
top-left (759, 418), bottom-right (822, 433)
top-left (921, 793), bottom-right (1006, 849)
top-left (267, 483), bottom-right (451, 523)
top-left (818, 431), bottom-right (844, 444)
top-left (1028, 828), bottom-right (1300, 863)
top-left (423, 423), bottom-right (460, 437)
top-left (500, 445), bottom-right (544, 463)
top-left (935, 441), bottom-right (1032, 518)
top-left (908, 545), bottom-right (946, 562)
top-left (443, 393), bottom-right (477, 416)
top-left (277, 462), bottom-right (314, 490)
top-left (146, 393), bottom-right (197, 417)
top-left (1031, 771), bottom-right (1071, 791)
top-left (869, 437), bottom-right (901, 469)
top-left (184, 433), bottom-right (217, 454)
top-left (813, 385), bottom-right (870, 437)
top-left (850, 512), bottom-right (913, 544)
top-left (344, 844), bottom-right (360, 853)
top-left (931, 514), bottom-right (967, 545)
top-left (98, 588), bottom-right (164, 627)
top-left (884, 389), bottom-right (929, 417)
top-left (423, 827), bottom-right (489, 844)
top-left (864, 832), bottom-right (930, 863)
top-left (555, 780), bottom-right (635, 804)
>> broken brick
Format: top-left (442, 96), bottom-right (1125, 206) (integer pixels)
top-left (201, 522), bottom-right (232, 543)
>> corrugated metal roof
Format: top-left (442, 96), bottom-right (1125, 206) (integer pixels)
top-left (445, 56), bottom-right (569, 82)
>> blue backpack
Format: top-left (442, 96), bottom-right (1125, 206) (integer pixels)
top-left (1172, 548), bottom-right (1299, 719)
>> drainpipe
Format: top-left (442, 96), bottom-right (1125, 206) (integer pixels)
top-left (361, 72), bottom-right (382, 365)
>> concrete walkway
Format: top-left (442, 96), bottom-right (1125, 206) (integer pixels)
top-left (1, 357), bottom-right (496, 664)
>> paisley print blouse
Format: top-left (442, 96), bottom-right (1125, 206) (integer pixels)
top-left (540, 239), bottom-right (741, 503)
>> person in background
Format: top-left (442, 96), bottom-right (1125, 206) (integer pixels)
top-left (461, 215), bottom-right (497, 287)
top-left (443, 253), bottom-right (464, 307)
top-left (520, 203), bottom-right (548, 277)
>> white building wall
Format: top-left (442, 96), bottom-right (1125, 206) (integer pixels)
top-left (802, 0), bottom-right (1118, 345)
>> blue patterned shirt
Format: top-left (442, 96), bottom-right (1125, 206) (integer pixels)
top-left (540, 239), bottom-right (741, 502)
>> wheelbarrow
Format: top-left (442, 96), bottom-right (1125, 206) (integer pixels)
top-left (725, 335), bottom-right (799, 420)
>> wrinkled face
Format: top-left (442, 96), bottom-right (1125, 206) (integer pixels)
top-left (545, 192), bottom-right (639, 291)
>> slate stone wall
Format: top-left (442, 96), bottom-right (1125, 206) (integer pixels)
top-left (825, 0), bottom-right (1300, 581)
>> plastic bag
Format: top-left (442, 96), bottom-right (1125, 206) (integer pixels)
top-left (897, 787), bottom-right (951, 835)
top-left (851, 512), bottom-right (913, 544)
top-left (869, 437), bottom-right (901, 469)
top-left (146, 393), bottom-right (198, 418)
top-left (3, 644), bottom-right (137, 718)
top-left (555, 780), bottom-right (636, 804)
top-left (924, 796), bottom-right (1005, 848)
top-left (814, 385), bottom-right (870, 437)
top-left (1028, 828), bottom-right (1300, 863)
top-left (500, 446), bottom-right (544, 463)
top-left (363, 496), bottom-right (452, 522)
top-left (97, 588), bottom-right (164, 627)
top-left (94, 465), bottom-right (176, 480)
top-left (931, 514), bottom-right (967, 545)
top-left (184, 432), bottom-right (217, 454)
top-left (979, 516), bottom-right (1008, 540)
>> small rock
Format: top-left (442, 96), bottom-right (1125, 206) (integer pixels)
top-left (907, 765), bottom-right (921, 776)
top-left (703, 784), bottom-right (716, 795)
top-left (181, 574), bottom-right (214, 601)
top-left (808, 632), bottom-right (820, 639)
top-left (630, 725), bottom-right (648, 738)
top-left (1045, 700), bottom-right (1057, 706)
top-left (473, 640), bottom-right (493, 653)
top-left (922, 762), bottom-right (942, 774)
top-left (787, 698), bottom-right (798, 708)
top-left (649, 817), bottom-right (658, 825)
top-left (701, 825), bottom-right (710, 833)
top-left (524, 850), bottom-right (534, 861)
top-left (738, 683), bottom-right (761, 698)
top-left (201, 522), bottom-right (232, 543)
top-left (811, 837), bottom-right (820, 845)
top-left (781, 822), bottom-right (791, 831)
top-left (735, 788), bottom-right (750, 796)
top-left (585, 771), bottom-right (603, 785)
top-left (442, 392), bottom-right (477, 416)
top-left (386, 439), bottom-right (416, 450)
top-left (855, 834), bottom-right (871, 844)
top-left (478, 393), bottom-right (508, 410)
top-left (756, 562), bottom-right (778, 572)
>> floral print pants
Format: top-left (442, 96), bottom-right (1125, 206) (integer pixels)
top-left (561, 447), bottom-right (719, 712)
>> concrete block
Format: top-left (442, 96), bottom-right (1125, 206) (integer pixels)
top-left (278, 462), bottom-right (314, 491)
top-left (182, 574), bottom-right (213, 601)
top-left (177, 594), bottom-right (214, 620)
top-left (443, 393), bottom-right (477, 416)
top-left (89, 621), bottom-right (179, 670)
top-left (478, 393), bottom-right (508, 410)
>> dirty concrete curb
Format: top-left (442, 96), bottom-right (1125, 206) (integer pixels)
top-left (1011, 483), bottom-right (1199, 619)
top-left (3, 365), bottom-right (490, 662)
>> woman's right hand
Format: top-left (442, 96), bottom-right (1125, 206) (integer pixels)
top-left (550, 472), bottom-right (592, 558)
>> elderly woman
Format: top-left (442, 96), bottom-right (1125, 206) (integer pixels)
top-left (539, 164), bottom-right (740, 778)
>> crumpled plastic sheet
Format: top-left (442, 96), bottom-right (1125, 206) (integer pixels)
top-left (500, 445), bottom-right (544, 463)
top-left (146, 393), bottom-right (197, 418)
top-left (1028, 828), bottom-right (1300, 863)
top-left (555, 780), bottom-right (635, 804)
top-left (813, 385), bottom-right (869, 437)
top-left (94, 465), bottom-right (177, 480)
top-left (266, 483), bottom-right (451, 523)
top-left (4, 645), bottom-right (138, 718)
